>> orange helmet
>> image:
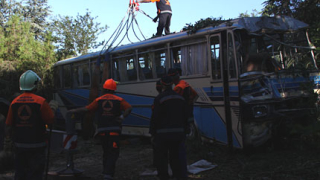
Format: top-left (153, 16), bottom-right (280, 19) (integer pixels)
top-left (103, 79), bottom-right (117, 90)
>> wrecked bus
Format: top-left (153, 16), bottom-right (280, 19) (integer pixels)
top-left (53, 16), bottom-right (319, 149)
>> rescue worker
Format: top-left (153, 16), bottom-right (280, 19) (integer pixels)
top-left (138, 0), bottom-right (172, 36)
top-left (168, 68), bottom-right (198, 126)
top-left (150, 76), bottom-right (188, 180)
top-left (5, 70), bottom-right (56, 180)
top-left (151, 79), bottom-right (162, 167)
top-left (68, 78), bottom-right (132, 180)
top-left (168, 68), bottom-right (198, 178)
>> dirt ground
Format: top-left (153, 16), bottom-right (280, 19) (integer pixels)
top-left (1, 135), bottom-right (320, 180)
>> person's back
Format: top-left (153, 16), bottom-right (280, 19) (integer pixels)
top-left (150, 76), bottom-right (188, 180)
top-left (5, 70), bottom-right (55, 180)
top-left (152, 89), bottom-right (187, 138)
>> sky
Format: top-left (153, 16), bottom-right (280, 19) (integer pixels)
top-left (47, 0), bottom-right (266, 52)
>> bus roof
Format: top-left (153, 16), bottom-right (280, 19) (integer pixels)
top-left (54, 16), bottom-right (308, 67)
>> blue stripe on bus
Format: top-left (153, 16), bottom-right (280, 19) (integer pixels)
top-left (194, 106), bottom-right (240, 148)
top-left (203, 86), bottom-right (239, 102)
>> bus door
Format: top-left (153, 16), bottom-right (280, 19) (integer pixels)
top-left (207, 31), bottom-right (242, 148)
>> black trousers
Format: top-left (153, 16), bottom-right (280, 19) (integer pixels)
top-left (100, 133), bottom-right (120, 178)
top-left (14, 147), bottom-right (46, 180)
top-left (157, 13), bottom-right (172, 36)
top-left (154, 134), bottom-right (187, 180)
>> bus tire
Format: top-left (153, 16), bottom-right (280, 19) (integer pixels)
top-left (187, 122), bottom-right (199, 141)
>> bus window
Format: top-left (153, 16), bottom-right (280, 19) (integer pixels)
top-left (138, 53), bottom-right (153, 80)
top-left (127, 58), bottom-right (137, 81)
top-left (210, 36), bottom-right (221, 80)
top-left (114, 56), bottom-right (137, 82)
top-left (54, 66), bottom-right (62, 89)
top-left (228, 32), bottom-right (237, 79)
top-left (113, 60), bottom-right (120, 81)
top-left (174, 43), bottom-right (208, 76)
top-left (63, 65), bottom-right (72, 88)
top-left (171, 47), bottom-right (181, 70)
top-left (80, 63), bottom-right (90, 86)
top-left (90, 61), bottom-right (105, 85)
top-left (155, 50), bottom-right (166, 78)
top-left (73, 65), bottom-right (79, 87)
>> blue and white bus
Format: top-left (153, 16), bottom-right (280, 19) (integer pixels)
top-left (53, 16), bottom-right (320, 149)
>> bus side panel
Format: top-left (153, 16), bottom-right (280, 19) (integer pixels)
top-left (194, 106), bottom-right (241, 148)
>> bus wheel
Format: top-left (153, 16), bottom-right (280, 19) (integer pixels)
top-left (187, 122), bottom-right (199, 141)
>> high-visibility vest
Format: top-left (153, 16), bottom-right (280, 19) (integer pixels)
top-left (96, 94), bottom-right (123, 133)
top-left (11, 94), bottom-right (47, 148)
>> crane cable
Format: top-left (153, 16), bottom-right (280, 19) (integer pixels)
top-left (99, 1), bottom-right (155, 56)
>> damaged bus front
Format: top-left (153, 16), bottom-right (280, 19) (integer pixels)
top-left (234, 17), bottom-right (319, 148)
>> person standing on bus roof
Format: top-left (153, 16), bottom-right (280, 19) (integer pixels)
top-left (68, 78), bottom-right (132, 180)
top-left (150, 76), bottom-right (188, 180)
top-left (5, 70), bottom-right (57, 180)
top-left (138, 0), bottom-right (172, 36)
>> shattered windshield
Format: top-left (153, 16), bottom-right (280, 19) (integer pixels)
top-left (239, 31), bottom-right (317, 74)
top-left (238, 30), bottom-right (317, 102)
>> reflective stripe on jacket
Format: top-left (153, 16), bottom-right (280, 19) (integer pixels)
top-left (155, 0), bottom-right (172, 13)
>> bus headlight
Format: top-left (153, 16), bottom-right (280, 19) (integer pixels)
top-left (252, 105), bottom-right (268, 118)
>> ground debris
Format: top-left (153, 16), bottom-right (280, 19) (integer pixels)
top-left (1, 137), bottom-right (320, 180)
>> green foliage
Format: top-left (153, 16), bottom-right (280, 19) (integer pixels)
top-left (51, 10), bottom-right (108, 60)
top-left (0, 15), bottom-right (56, 98)
top-left (262, 0), bottom-right (320, 64)
top-left (20, 0), bottom-right (51, 40)
top-left (182, 17), bottom-right (230, 35)
top-left (239, 9), bottom-right (261, 18)
top-left (0, 0), bottom-right (23, 27)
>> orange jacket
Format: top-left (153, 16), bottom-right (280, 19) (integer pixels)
top-left (86, 93), bottom-right (132, 132)
top-left (6, 92), bottom-right (54, 147)
top-left (174, 80), bottom-right (198, 105)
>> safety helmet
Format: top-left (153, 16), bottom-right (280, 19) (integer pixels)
top-left (19, 70), bottom-right (41, 91)
top-left (103, 79), bottom-right (117, 91)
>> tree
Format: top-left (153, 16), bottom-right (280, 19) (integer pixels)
top-left (0, 0), bottom-right (23, 27)
top-left (262, 0), bottom-right (320, 62)
top-left (21, 0), bottom-right (51, 40)
top-left (0, 15), bottom-right (56, 98)
top-left (239, 9), bottom-right (260, 18)
top-left (51, 10), bottom-right (108, 60)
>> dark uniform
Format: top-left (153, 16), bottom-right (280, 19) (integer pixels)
top-left (85, 93), bottom-right (131, 179)
top-left (6, 92), bottom-right (54, 180)
top-left (153, 0), bottom-right (172, 36)
top-left (150, 78), bottom-right (188, 180)
top-left (174, 80), bottom-right (198, 124)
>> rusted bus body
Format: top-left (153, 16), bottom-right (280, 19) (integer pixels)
top-left (53, 16), bottom-right (320, 149)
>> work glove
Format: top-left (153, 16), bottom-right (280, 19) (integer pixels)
top-left (153, 16), bottom-right (158, 23)
top-left (49, 100), bottom-right (59, 112)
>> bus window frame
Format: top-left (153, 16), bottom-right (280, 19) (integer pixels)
top-left (62, 64), bottom-right (72, 89)
top-left (169, 39), bottom-right (209, 78)
top-left (73, 60), bottom-right (92, 88)
top-left (227, 30), bottom-right (238, 80)
top-left (209, 34), bottom-right (222, 81)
